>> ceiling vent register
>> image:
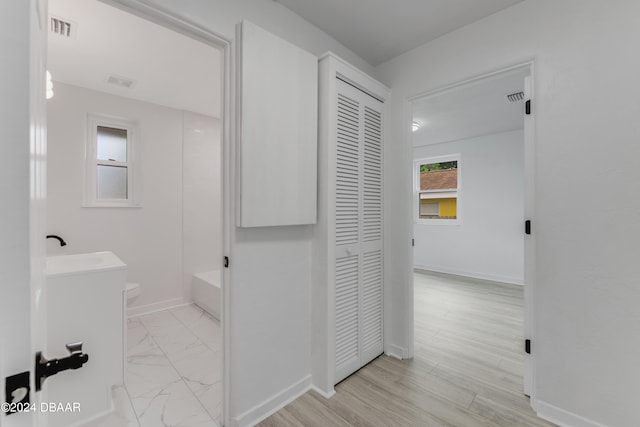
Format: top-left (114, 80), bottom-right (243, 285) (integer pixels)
top-left (50, 16), bottom-right (76, 38)
top-left (506, 91), bottom-right (525, 103)
top-left (105, 74), bottom-right (136, 89)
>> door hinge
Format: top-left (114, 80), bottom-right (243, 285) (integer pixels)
top-left (224, 256), bottom-right (229, 268)
top-left (525, 339), bottom-right (531, 354)
top-left (525, 99), bottom-right (531, 115)
top-left (525, 220), bottom-right (531, 235)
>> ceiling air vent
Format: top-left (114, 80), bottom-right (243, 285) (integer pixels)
top-left (506, 91), bottom-right (525, 103)
top-left (105, 74), bottom-right (136, 89)
top-left (50, 16), bottom-right (76, 38)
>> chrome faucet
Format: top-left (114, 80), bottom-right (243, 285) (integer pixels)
top-left (46, 235), bottom-right (67, 247)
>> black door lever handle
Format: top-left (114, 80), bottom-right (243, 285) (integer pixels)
top-left (35, 342), bottom-right (89, 391)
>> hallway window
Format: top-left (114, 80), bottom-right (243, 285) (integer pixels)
top-left (414, 154), bottom-right (460, 223)
top-left (86, 114), bottom-right (139, 207)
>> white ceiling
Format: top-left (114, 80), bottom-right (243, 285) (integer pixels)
top-left (274, 0), bottom-right (525, 66)
top-left (412, 68), bottom-right (529, 146)
top-left (47, 0), bottom-right (222, 117)
top-left (47, 0), bottom-right (525, 117)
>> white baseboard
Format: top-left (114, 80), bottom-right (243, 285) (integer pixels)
top-left (535, 400), bottom-right (607, 427)
top-left (310, 385), bottom-right (335, 399)
top-left (414, 264), bottom-right (524, 286)
top-left (385, 344), bottom-right (408, 359)
top-left (127, 297), bottom-right (187, 318)
top-left (231, 375), bottom-right (312, 427)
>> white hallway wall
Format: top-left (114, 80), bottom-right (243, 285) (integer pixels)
top-left (376, 1), bottom-right (640, 426)
top-left (47, 82), bottom-right (220, 312)
top-left (413, 130), bottom-right (524, 285)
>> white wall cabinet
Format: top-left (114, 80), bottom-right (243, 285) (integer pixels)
top-left (237, 20), bottom-right (318, 227)
top-left (312, 53), bottom-right (390, 393)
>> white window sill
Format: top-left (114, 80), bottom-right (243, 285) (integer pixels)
top-left (416, 219), bottom-right (461, 226)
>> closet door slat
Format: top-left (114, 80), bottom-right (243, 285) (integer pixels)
top-left (335, 93), bottom-right (361, 247)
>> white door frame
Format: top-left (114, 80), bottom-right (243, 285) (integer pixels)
top-left (405, 60), bottom-right (536, 401)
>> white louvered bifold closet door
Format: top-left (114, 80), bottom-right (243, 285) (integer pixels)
top-left (334, 78), bottom-right (384, 383)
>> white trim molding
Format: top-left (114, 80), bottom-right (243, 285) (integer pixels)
top-left (414, 265), bottom-right (524, 287)
top-left (310, 385), bottom-right (336, 399)
top-left (385, 344), bottom-right (409, 359)
top-left (535, 400), bottom-right (609, 427)
top-left (231, 375), bottom-right (312, 427)
top-left (127, 298), bottom-right (187, 318)
top-left (84, 112), bottom-right (141, 207)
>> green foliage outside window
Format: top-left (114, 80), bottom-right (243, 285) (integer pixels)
top-left (420, 161), bottom-right (457, 173)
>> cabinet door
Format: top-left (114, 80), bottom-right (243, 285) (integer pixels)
top-left (334, 79), bottom-right (383, 383)
top-left (237, 20), bottom-right (318, 227)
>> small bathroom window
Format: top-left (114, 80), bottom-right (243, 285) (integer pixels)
top-left (86, 114), bottom-right (140, 207)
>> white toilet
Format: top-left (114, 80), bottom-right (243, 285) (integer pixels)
top-left (126, 282), bottom-right (141, 301)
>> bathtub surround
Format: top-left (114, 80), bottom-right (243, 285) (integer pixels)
top-left (182, 111), bottom-right (223, 303)
top-left (46, 82), bottom-right (222, 315)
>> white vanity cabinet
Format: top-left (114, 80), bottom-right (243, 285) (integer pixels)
top-left (312, 53), bottom-right (390, 392)
top-left (45, 252), bottom-right (126, 427)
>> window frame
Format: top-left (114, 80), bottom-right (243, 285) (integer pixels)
top-left (85, 113), bottom-right (140, 207)
top-left (414, 154), bottom-right (461, 225)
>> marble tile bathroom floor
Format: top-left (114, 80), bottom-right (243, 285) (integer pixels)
top-left (85, 304), bottom-right (222, 427)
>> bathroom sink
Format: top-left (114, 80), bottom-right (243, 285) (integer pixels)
top-left (46, 251), bottom-right (126, 277)
top-left (48, 256), bottom-right (103, 267)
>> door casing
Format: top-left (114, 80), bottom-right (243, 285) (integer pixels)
top-left (406, 61), bottom-right (536, 400)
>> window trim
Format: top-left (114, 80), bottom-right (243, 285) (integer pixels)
top-left (85, 113), bottom-right (141, 207)
top-left (414, 154), bottom-right (461, 225)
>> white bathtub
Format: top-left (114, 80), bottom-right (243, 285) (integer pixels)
top-left (192, 270), bottom-right (221, 320)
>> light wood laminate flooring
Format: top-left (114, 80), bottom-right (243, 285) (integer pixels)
top-left (258, 271), bottom-right (556, 427)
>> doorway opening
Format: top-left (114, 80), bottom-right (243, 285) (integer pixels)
top-left (410, 64), bottom-right (536, 418)
top-left (45, 0), bottom-right (229, 425)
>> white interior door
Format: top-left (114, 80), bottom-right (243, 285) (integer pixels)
top-left (334, 79), bottom-right (384, 383)
top-left (1, 0), bottom-right (48, 426)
